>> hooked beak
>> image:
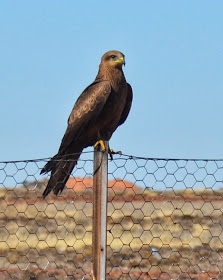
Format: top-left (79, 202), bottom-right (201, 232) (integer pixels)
top-left (119, 56), bottom-right (125, 66)
top-left (114, 56), bottom-right (125, 66)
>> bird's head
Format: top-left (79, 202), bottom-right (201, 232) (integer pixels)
top-left (101, 50), bottom-right (125, 69)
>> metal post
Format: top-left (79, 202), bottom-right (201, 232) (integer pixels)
top-left (92, 141), bottom-right (108, 280)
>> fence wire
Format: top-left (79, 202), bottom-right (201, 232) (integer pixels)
top-left (0, 152), bottom-right (223, 279)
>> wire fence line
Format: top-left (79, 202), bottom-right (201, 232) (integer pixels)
top-left (1, 152), bottom-right (223, 279)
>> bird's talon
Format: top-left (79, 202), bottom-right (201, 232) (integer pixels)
top-left (108, 148), bottom-right (122, 160)
top-left (94, 140), bottom-right (106, 151)
top-left (110, 150), bottom-right (122, 155)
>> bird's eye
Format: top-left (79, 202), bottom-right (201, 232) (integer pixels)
top-left (110, 55), bottom-right (116, 59)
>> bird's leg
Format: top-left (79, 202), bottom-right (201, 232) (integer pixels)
top-left (94, 140), bottom-right (122, 159)
top-left (94, 131), bottom-right (122, 158)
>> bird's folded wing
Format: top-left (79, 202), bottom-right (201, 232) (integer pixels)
top-left (118, 83), bottom-right (133, 127)
top-left (58, 80), bottom-right (111, 153)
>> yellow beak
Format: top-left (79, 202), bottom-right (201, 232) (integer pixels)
top-left (114, 56), bottom-right (125, 65)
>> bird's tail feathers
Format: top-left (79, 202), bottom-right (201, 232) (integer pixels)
top-left (41, 149), bottom-right (83, 197)
top-left (40, 154), bottom-right (60, 175)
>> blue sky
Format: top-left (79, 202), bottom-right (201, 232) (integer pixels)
top-left (1, 1), bottom-right (223, 161)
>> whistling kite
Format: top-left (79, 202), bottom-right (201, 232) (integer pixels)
top-left (41, 50), bottom-right (133, 197)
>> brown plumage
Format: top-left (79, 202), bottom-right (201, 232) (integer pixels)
top-left (41, 50), bottom-right (133, 197)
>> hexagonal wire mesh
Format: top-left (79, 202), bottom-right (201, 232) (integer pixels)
top-left (1, 152), bottom-right (223, 279)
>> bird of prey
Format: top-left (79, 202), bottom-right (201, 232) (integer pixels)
top-left (41, 50), bottom-right (133, 197)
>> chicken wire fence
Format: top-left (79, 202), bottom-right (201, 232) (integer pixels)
top-left (1, 152), bottom-right (223, 279)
